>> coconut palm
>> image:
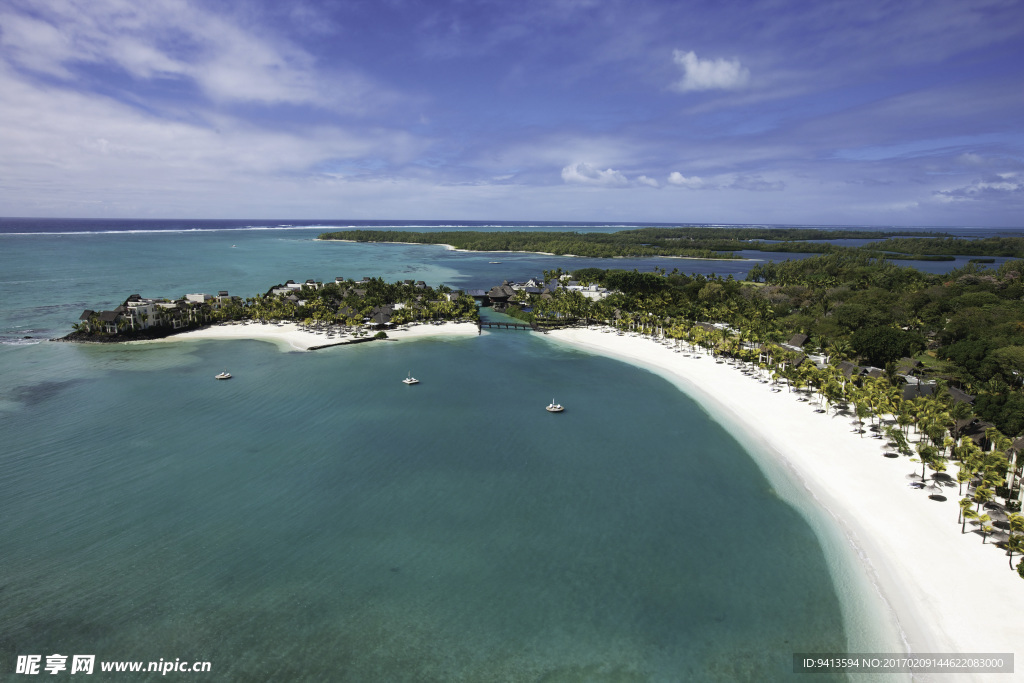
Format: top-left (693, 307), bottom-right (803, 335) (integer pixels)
top-left (958, 497), bottom-right (973, 527)
top-left (956, 463), bottom-right (973, 496)
top-left (962, 505), bottom-right (979, 534)
top-left (979, 514), bottom-right (993, 543)
top-left (973, 485), bottom-right (993, 513)
top-left (914, 442), bottom-right (938, 482)
top-left (1006, 513), bottom-right (1024, 568)
top-left (1007, 535), bottom-right (1024, 569)
top-left (1010, 512), bottom-right (1024, 538)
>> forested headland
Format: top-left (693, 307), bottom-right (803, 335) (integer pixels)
top-left (319, 226), bottom-right (973, 260)
top-left (503, 254), bottom-right (1024, 440)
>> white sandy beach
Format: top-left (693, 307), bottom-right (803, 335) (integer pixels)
top-left (134, 320), bottom-right (480, 352)
top-left (546, 328), bottom-right (1023, 680)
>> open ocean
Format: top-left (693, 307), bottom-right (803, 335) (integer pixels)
top-left (2, 219), bottom-right (1020, 681)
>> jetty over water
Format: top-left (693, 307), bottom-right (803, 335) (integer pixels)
top-left (477, 320), bottom-right (538, 333)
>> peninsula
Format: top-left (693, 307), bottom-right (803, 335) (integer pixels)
top-left (60, 276), bottom-right (480, 345)
top-left (315, 226), bottom-right (998, 261)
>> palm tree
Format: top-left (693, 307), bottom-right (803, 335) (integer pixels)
top-left (956, 463), bottom-right (973, 496)
top-left (1007, 535), bottom-right (1024, 569)
top-left (1009, 512), bottom-right (1024, 538)
top-left (1006, 513), bottom-right (1024, 568)
top-left (914, 443), bottom-right (938, 482)
top-left (958, 497), bottom-right (973, 527)
top-left (962, 505), bottom-right (978, 534)
top-left (927, 456), bottom-right (947, 489)
top-left (854, 401), bottom-right (871, 437)
top-left (979, 513), bottom-right (993, 543)
top-left (973, 485), bottom-right (993, 513)
top-left (826, 339), bottom-right (852, 365)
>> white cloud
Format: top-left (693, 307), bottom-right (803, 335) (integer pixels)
top-left (671, 50), bottom-right (750, 92)
top-left (0, 0), bottom-right (396, 113)
top-left (934, 173), bottom-right (1023, 202)
top-left (667, 171), bottom-right (784, 192)
top-left (561, 162), bottom-right (629, 186)
top-left (0, 58), bottom-right (431, 217)
top-left (667, 172), bottom-right (705, 188)
top-left (636, 175), bottom-right (659, 188)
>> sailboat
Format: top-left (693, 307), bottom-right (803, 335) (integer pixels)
top-left (402, 372), bottom-right (419, 385)
top-left (545, 399), bottom-right (564, 412)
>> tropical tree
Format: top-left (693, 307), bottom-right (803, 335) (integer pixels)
top-left (961, 505), bottom-right (978, 534)
top-left (956, 462), bottom-right (973, 496)
top-left (973, 485), bottom-right (994, 513)
top-left (1006, 513), bottom-right (1024, 569)
top-left (958, 497), bottom-right (973, 527)
top-left (979, 513), bottom-right (994, 543)
top-left (914, 442), bottom-right (939, 483)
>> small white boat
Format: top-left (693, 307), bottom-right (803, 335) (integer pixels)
top-left (402, 373), bottom-right (419, 385)
top-left (215, 371), bottom-right (232, 380)
top-left (545, 399), bottom-right (564, 413)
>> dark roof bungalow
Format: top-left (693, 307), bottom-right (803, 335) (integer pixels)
top-left (902, 383), bottom-right (935, 401)
top-left (837, 361), bottom-right (860, 379)
top-left (897, 358), bottom-right (923, 375)
top-left (947, 386), bottom-right (975, 405)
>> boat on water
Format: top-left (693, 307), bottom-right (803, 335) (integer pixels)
top-left (215, 371), bottom-right (232, 380)
top-left (545, 399), bottom-right (564, 413)
top-left (402, 373), bottom-right (419, 385)
top-left (488, 261), bottom-right (502, 264)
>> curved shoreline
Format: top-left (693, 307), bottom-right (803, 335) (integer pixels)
top-left (543, 327), bottom-right (1023, 678)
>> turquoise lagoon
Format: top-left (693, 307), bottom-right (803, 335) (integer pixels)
top-left (0, 224), bottom-right (911, 680)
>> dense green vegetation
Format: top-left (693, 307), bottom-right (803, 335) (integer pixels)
top-left (319, 226), bottom-right (962, 260)
top-left (508, 255), bottom-right (1024, 439)
top-left (68, 278), bottom-right (478, 342)
top-left (207, 280), bottom-right (477, 331)
top-left (221, 278), bottom-right (478, 327)
top-left (866, 236), bottom-right (1024, 258)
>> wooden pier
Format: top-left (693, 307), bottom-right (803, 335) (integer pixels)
top-left (477, 320), bottom-right (538, 333)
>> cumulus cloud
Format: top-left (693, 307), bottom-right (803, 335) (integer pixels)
top-left (636, 175), bottom-right (659, 188)
top-left (667, 171), bottom-right (784, 191)
top-left (934, 173), bottom-right (1023, 202)
top-left (667, 172), bottom-right (705, 188)
top-left (671, 50), bottom-right (750, 92)
top-left (561, 162), bottom-right (630, 186)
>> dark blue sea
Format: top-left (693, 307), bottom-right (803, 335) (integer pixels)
top-left (4, 218), bottom-right (1015, 680)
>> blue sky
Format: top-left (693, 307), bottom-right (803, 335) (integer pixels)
top-left (1, 0), bottom-right (1022, 226)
